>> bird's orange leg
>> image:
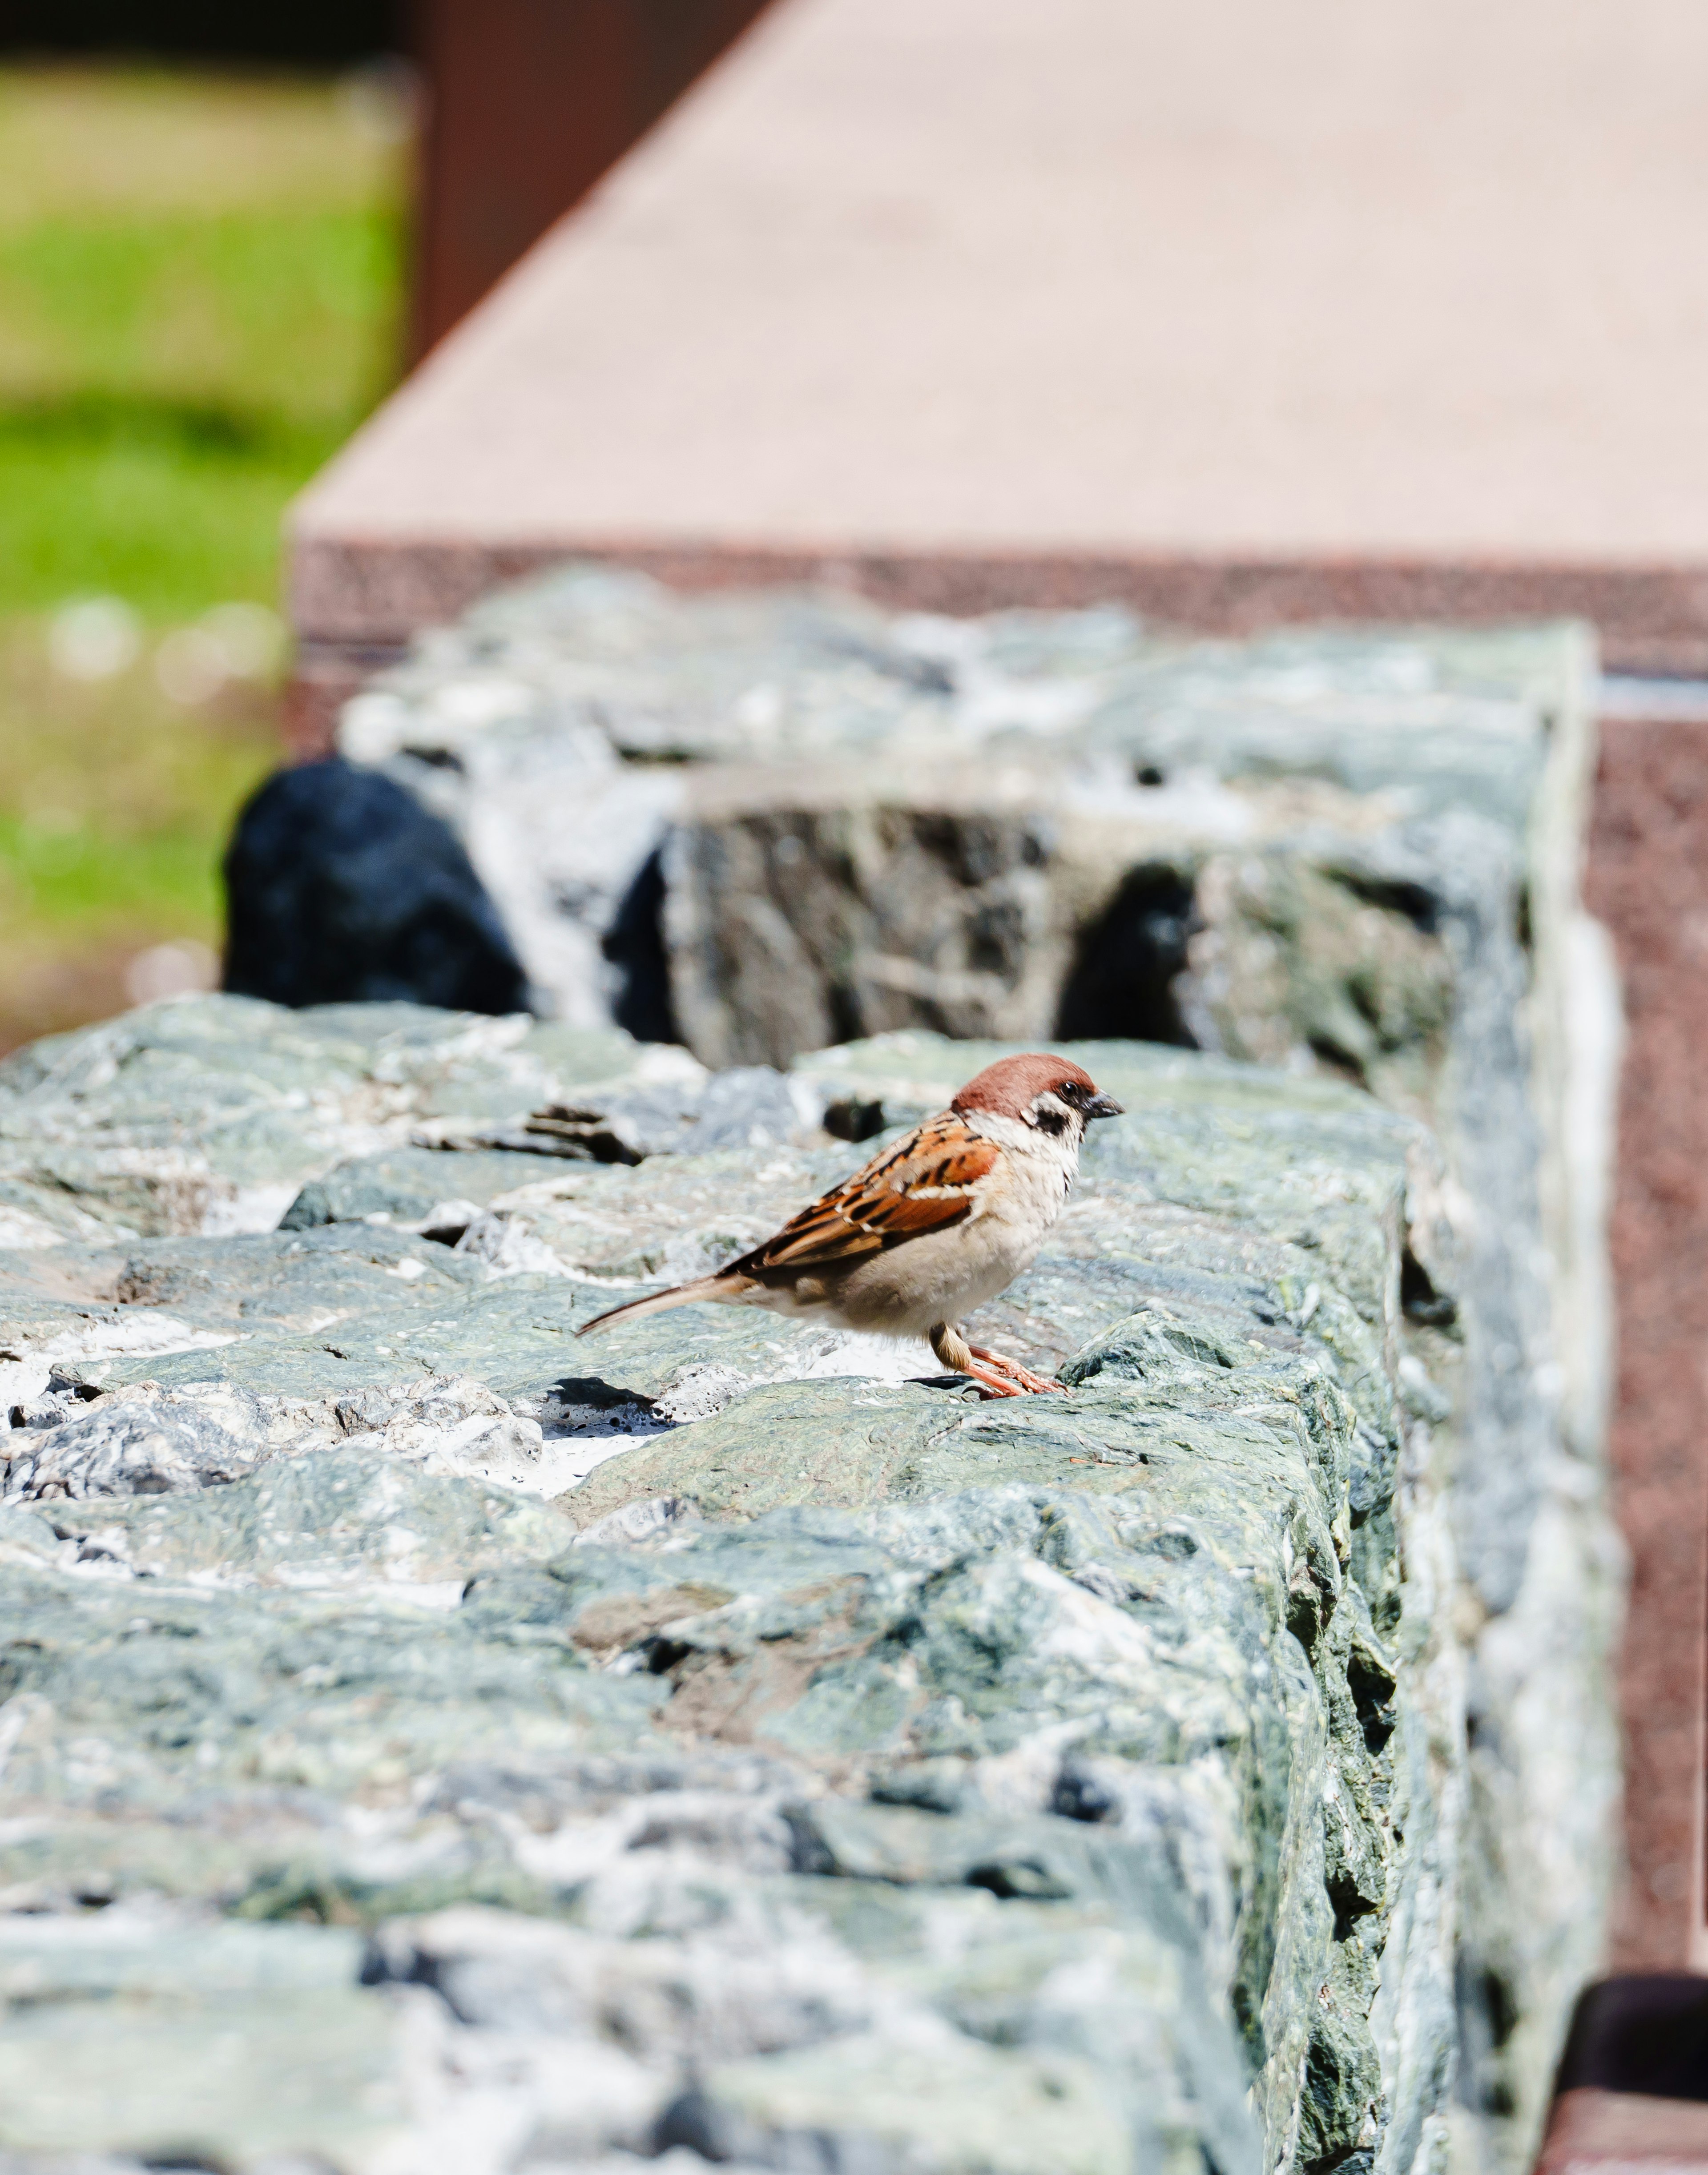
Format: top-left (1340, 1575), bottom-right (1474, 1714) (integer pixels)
top-left (930, 1322), bottom-right (1063, 1398)
top-left (963, 1360), bottom-right (1026, 1399)
top-left (967, 1343), bottom-right (1068, 1396)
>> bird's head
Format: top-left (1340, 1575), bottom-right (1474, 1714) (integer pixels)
top-left (951, 1053), bottom-right (1124, 1144)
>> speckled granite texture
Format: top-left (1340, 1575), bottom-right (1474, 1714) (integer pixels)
top-left (329, 576), bottom-right (1623, 2166)
top-left (0, 1009), bottom-right (1446, 2175)
top-left (0, 598), bottom-right (1618, 2175)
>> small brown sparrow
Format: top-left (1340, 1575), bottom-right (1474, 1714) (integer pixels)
top-left (577, 1054), bottom-right (1124, 1398)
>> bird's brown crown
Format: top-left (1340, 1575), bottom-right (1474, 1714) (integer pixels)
top-left (951, 1053), bottom-right (1100, 1120)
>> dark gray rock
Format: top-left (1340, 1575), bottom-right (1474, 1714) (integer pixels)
top-left (224, 757), bottom-right (531, 1015)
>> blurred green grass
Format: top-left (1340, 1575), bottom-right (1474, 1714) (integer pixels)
top-left (0, 811), bottom-right (227, 930)
top-left (0, 63), bottom-right (408, 1047)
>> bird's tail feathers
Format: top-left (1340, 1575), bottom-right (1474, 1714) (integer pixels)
top-left (575, 1274), bottom-right (742, 1339)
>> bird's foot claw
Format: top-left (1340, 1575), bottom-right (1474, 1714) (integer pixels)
top-left (967, 1345), bottom-right (1066, 1396)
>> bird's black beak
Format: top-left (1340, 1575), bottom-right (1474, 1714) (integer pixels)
top-left (1084, 1091), bottom-right (1124, 1120)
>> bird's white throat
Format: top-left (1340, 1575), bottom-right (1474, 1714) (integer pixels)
top-left (962, 1105), bottom-right (1083, 1199)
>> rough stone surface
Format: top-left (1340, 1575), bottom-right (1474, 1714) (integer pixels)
top-left (323, 578), bottom-right (1625, 2167)
top-left (0, 1002), bottom-right (1464, 2175)
top-left (0, 604), bottom-right (1619, 2175)
top-left (0, 995), bottom-right (645, 1247)
top-left (325, 567), bottom-right (1575, 1091)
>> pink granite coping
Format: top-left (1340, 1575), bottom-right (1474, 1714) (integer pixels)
top-left (290, 537), bottom-right (1708, 681)
top-left (291, 0), bottom-right (1708, 656)
top-left (1539, 2090), bottom-right (1708, 2175)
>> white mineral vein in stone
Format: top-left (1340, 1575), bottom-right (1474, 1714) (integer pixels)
top-left (0, 1207), bottom-right (67, 1249)
top-left (524, 1433), bottom-right (649, 1495)
top-left (201, 1181), bottom-right (301, 1237)
top-left (25, 1317), bottom-right (241, 1364)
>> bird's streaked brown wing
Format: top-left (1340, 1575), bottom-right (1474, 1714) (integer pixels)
top-left (729, 1112), bottom-right (999, 1282)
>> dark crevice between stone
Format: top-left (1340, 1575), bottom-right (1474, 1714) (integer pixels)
top-left (1286, 1578), bottom-right (1330, 1659)
top-left (1051, 1765), bottom-right (1117, 1824)
top-left (639, 1635), bottom-right (695, 1676)
top-left (1347, 1645), bottom-right (1400, 1758)
top-left (781, 1807), bottom-right (835, 1876)
top-left (1400, 1245), bottom-right (1458, 1329)
top-left (1305, 1035), bottom-right (1369, 1088)
top-left (824, 976), bottom-right (865, 1048)
top-left (1303, 2148), bottom-right (1376, 2175)
top-left (359, 1933), bottom-right (474, 2021)
top-left (1329, 1887), bottom-right (1380, 1945)
top-left (967, 1856), bottom-right (1076, 1901)
top-left (602, 846), bottom-right (682, 1044)
top-left (654, 2089), bottom-right (736, 2163)
top-left (49, 1369), bottom-right (101, 1402)
top-left (420, 1215), bottom-right (475, 1247)
top-left (1055, 863), bottom-right (1201, 1045)
top-left (1297, 1956), bottom-right (1384, 2175)
top-left (1324, 867), bottom-right (1443, 936)
top-left (1455, 1955), bottom-right (1521, 2116)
